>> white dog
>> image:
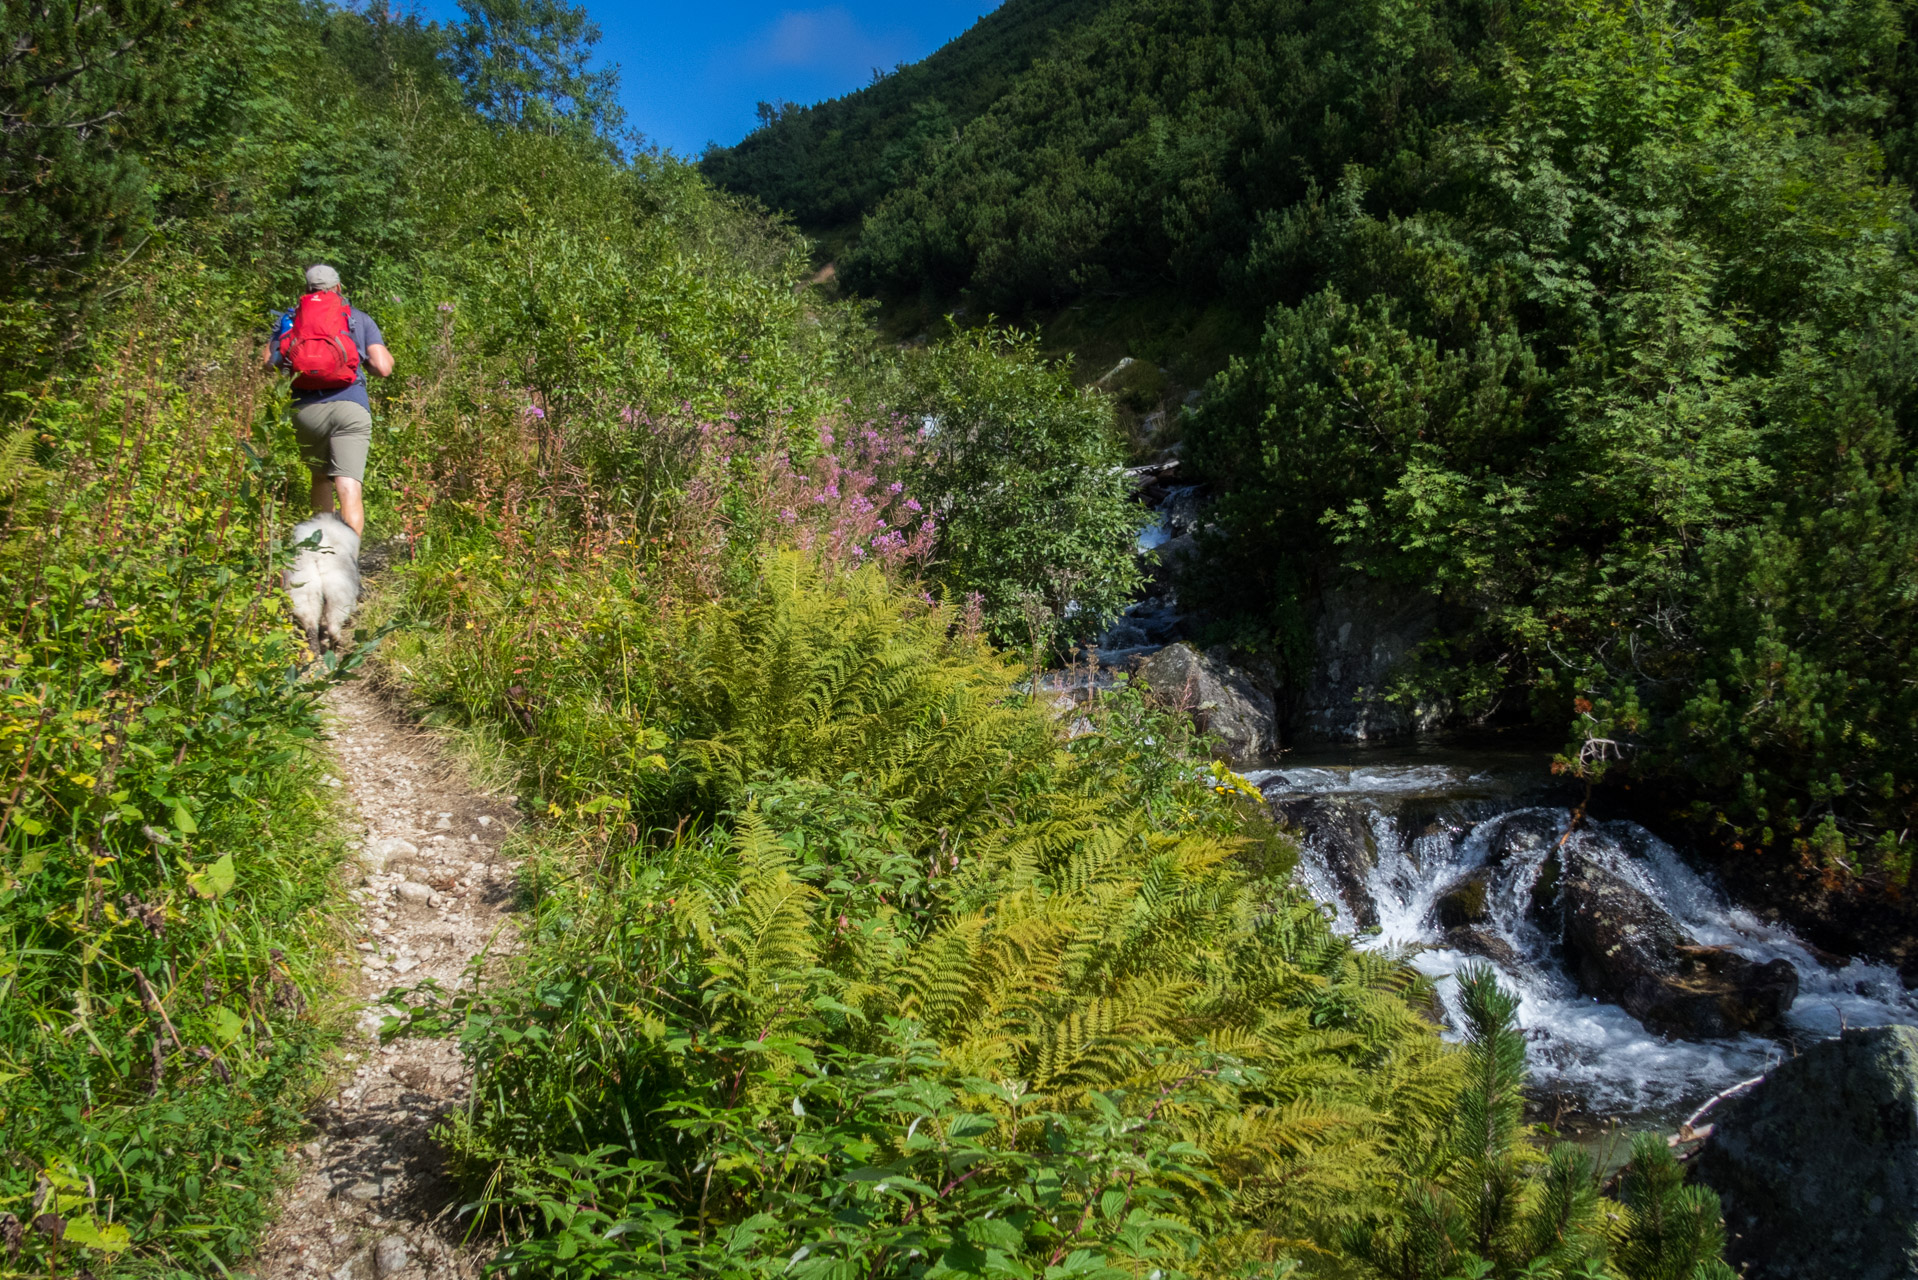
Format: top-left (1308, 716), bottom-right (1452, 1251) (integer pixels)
top-left (285, 513), bottom-right (361, 654)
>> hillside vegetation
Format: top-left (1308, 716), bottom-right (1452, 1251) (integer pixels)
top-left (699, 0), bottom-right (1109, 229)
top-left (2, 0), bottom-right (1737, 1277)
top-left (713, 0), bottom-right (1918, 900)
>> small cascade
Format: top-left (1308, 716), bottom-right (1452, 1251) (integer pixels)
top-left (1254, 761), bottom-right (1918, 1118)
top-left (1099, 467), bottom-right (1204, 656)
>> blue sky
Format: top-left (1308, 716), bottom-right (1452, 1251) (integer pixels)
top-left (414, 1), bottom-right (1004, 156)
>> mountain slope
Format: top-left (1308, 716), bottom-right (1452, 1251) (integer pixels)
top-left (698, 0), bottom-right (1111, 228)
top-left (842, 0), bottom-right (1501, 313)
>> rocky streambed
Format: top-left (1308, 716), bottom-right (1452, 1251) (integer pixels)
top-left (1253, 752), bottom-right (1918, 1120)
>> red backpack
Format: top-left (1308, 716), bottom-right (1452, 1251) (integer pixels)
top-left (279, 291), bottom-right (360, 391)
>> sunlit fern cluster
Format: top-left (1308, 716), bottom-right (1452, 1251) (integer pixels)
top-left (403, 552), bottom-right (1729, 1278)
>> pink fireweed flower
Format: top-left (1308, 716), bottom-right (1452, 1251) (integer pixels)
top-left (523, 405), bottom-right (545, 420)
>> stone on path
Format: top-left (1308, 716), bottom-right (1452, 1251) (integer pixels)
top-left (374, 1236), bottom-right (410, 1277)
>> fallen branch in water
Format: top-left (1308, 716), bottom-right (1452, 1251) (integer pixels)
top-left (1668, 1073), bottom-right (1767, 1146)
top-left (1554, 778), bottom-right (1594, 853)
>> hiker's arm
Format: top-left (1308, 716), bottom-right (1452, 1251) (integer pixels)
top-left (366, 343), bottom-right (394, 378)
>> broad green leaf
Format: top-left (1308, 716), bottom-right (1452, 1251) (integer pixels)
top-left (188, 852), bottom-right (235, 898)
top-left (212, 1006), bottom-right (245, 1042)
top-left (63, 1217), bottom-right (131, 1254)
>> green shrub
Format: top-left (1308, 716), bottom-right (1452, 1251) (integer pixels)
top-left (887, 327), bottom-right (1143, 648)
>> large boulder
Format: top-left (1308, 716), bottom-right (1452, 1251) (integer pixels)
top-left (1693, 1025), bottom-right (1918, 1279)
top-left (1558, 854), bottom-right (1797, 1039)
top-left (1135, 643), bottom-right (1277, 762)
top-left (1294, 574), bottom-right (1448, 744)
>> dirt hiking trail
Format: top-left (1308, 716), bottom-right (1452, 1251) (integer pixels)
top-left (249, 677), bottom-right (521, 1280)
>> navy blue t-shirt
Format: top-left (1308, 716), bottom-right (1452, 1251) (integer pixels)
top-left (272, 301), bottom-right (386, 410)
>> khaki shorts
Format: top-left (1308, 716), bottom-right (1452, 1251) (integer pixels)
top-left (292, 400), bottom-right (372, 482)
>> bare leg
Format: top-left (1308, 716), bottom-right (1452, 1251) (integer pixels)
top-left (334, 476), bottom-right (365, 536)
top-left (309, 473), bottom-right (334, 518)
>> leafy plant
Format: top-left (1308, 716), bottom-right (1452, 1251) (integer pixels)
top-left (886, 326), bottom-right (1143, 647)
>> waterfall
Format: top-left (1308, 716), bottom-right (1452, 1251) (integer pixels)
top-left (1253, 761), bottom-right (1918, 1118)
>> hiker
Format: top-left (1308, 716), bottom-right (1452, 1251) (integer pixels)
top-left (262, 264), bottom-right (394, 536)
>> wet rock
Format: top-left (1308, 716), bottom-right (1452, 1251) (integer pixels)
top-left (1693, 1025), bottom-right (1918, 1280)
top-left (1434, 873), bottom-right (1490, 930)
top-left (1100, 594), bottom-right (1186, 651)
top-left (1135, 643), bottom-right (1277, 762)
top-left (1271, 795), bottom-right (1379, 927)
top-left (1158, 485), bottom-right (1207, 536)
top-left (1474, 810), bottom-right (1574, 926)
top-left (1559, 856), bottom-right (1797, 1039)
top-left (1528, 850), bottom-right (1562, 924)
top-left (1439, 926), bottom-right (1526, 974)
top-left (1144, 531), bottom-right (1199, 591)
top-left (1487, 810), bottom-right (1568, 866)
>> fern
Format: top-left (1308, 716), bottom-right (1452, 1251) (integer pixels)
top-left (0, 426), bottom-right (48, 545)
top-left (423, 550), bottom-right (1733, 1279)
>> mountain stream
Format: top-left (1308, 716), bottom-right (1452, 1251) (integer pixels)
top-left (1249, 749), bottom-right (1918, 1120)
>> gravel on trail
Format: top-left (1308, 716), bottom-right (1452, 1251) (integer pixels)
top-left (249, 677), bottom-right (522, 1280)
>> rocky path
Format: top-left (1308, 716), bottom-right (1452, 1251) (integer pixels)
top-left (250, 678), bottom-right (521, 1280)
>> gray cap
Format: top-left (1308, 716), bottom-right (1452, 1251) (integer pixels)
top-left (304, 263), bottom-right (341, 290)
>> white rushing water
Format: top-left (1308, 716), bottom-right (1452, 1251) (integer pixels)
top-left (1135, 512), bottom-right (1172, 552)
top-left (1253, 762), bottom-right (1918, 1117)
